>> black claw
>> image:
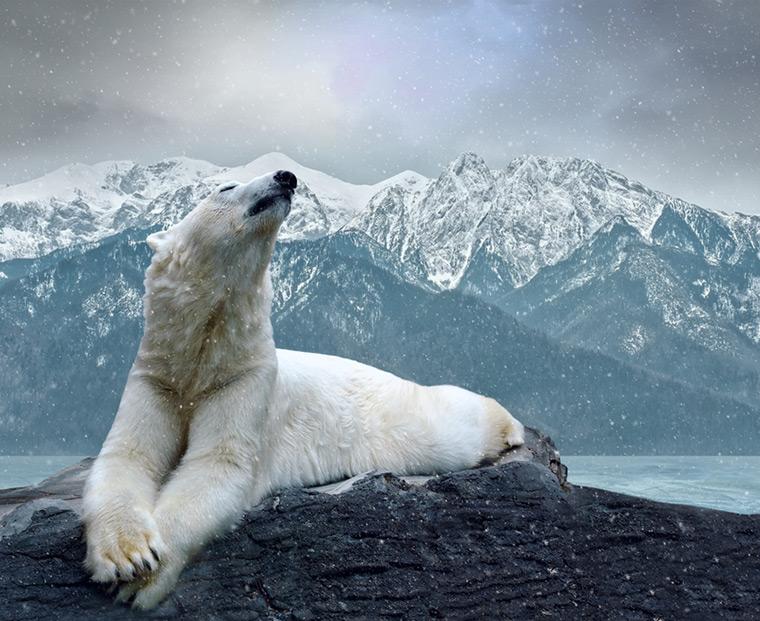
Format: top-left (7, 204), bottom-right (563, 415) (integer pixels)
top-left (114, 568), bottom-right (121, 580)
top-left (132, 568), bottom-right (137, 578)
top-left (145, 560), bottom-right (153, 572)
top-left (150, 547), bottom-right (161, 563)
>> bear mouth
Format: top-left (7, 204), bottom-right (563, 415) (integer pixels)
top-left (246, 191), bottom-right (292, 217)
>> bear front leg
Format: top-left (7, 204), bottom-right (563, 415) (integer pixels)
top-left (122, 377), bottom-right (271, 610)
top-left (82, 374), bottom-right (183, 584)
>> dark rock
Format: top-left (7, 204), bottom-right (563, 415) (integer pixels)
top-left (0, 457), bottom-right (94, 518)
top-left (1, 429), bottom-right (758, 620)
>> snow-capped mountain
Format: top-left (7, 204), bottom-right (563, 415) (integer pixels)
top-left (3, 151), bottom-right (759, 352)
top-left (342, 152), bottom-right (760, 348)
top-left (0, 157), bottom-right (221, 261)
top-left (4, 150), bottom-right (758, 293)
top-left (346, 152), bottom-right (759, 292)
top-left (501, 215), bottom-right (760, 406)
top-left (3, 227), bottom-right (757, 455)
top-left (0, 152), bottom-right (422, 262)
top-left (2, 151), bottom-right (760, 455)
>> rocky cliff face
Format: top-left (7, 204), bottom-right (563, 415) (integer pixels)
top-left (1, 429), bottom-right (758, 620)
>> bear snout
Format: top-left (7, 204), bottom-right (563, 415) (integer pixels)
top-left (274, 170), bottom-right (297, 191)
top-left (244, 171), bottom-right (297, 218)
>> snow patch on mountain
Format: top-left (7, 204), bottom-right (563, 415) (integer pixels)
top-left (344, 153), bottom-right (682, 290)
top-left (0, 158), bottom-right (224, 261)
top-left (3, 150), bottom-right (759, 313)
top-left (0, 152), bottom-right (427, 261)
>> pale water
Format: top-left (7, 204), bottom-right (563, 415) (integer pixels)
top-left (563, 455), bottom-right (760, 515)
top-left (1, 455), bottom-right (758, 515)
top-left (0, 456), bottom-right (87, 489)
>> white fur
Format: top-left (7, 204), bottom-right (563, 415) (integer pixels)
top-left (82, 172), bottom-right (524, 610)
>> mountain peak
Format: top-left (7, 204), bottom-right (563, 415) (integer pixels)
top-left (445, 152), bottom-right (490, 177)
top-left (4, 150), bottom-right (759, 296)
top-left (224, 153), bottom-right (384, 217)
top-left (504, 154), bottom-right (609, 183)
top-left (432, 152), bottom-right (495, 203)
top-left (245, 152), bottom-right (304, 173)
top-left (0, 160), bottom-right (135, 203)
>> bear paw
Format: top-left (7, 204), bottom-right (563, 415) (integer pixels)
top-left (504, 419), bottom-right (526, 449)
top-left (115, 554), bottom-right (184, 610)
top-left (85, 506), bottom-right (167, 584)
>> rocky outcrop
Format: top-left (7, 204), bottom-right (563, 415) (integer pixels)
top-left (1, 429), bottom-right (758, 620)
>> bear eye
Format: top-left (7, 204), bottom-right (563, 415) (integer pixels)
top-left (218, 183), bottom-right (237, 193)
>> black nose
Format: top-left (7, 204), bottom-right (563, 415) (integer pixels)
top-left (274, 170), bottom-right (297, 190)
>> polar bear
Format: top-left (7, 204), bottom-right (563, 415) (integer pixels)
top-left (82, 170), bottom-right (525, 610)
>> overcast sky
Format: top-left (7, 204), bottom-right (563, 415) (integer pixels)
top-left (1, 0), bottom-right (758, 214)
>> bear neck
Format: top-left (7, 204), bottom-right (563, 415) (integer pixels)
top-left (137, 233), bottom-right (278, 400)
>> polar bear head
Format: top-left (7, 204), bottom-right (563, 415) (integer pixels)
top-left (147, 169), bottom-right (297, 256)
top-left (209, 168), bottom-right (298, 235)
top-left (144, 170), bottom-right (297, 287)
top-left (142, 170), bottom-right (298, 321)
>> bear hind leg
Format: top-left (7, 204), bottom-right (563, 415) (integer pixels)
top-left (482, 397), bottom-right (525, 459)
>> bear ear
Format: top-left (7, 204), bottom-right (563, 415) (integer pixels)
top-left (146, 230), bottom-right (169, 253)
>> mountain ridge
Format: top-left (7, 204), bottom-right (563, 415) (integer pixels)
top-left (2, 228), bottom-right (758, 455)
top-left (4, 151), bottom-right (757, 270)
top-left (2, 152), bottom-right (759, 455)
